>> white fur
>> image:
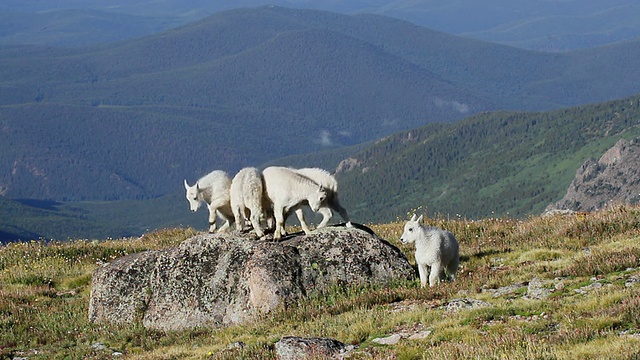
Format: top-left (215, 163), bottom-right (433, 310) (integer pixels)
top-left (400, 214), bottom-right (459, 287)
top-left (262, 166), bottom-right (327, 240)
top-left (294, 168), bottom-right (352, 228)
top-left (184, 170), bottom-right (233, 233)
top-left (230, 167), bottom-right (266, 237)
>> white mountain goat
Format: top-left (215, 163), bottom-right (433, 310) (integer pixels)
top-left (230, 167), bottom-right (266, 237)
top-left (262, 166), bottom-right (327, 240)
top-left (294, 167), bottom-right (352, 228)
top-left (184, 170), bottom-right (234, 233)
top-left (400, 214), bottom-right (460, 287)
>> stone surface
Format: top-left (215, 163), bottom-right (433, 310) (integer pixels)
top-left (442, 298), bottom-right (493, 312)
top-left (484, 282), bottom-right (527, 298)
top-left (371, 334), bottom-right (402, 345)
top-left (625, 274), bottom-right (640, 287)
top-left (408, 330), bottom-right (432, 340)
top-left (547, 138), bottom-right (640, 212)
top-left (524, 277), bottom-right (555, 299)
top-left (89, 225), bottom-right (414, 330)
top-left (275, 336), bottom-right (356, 359)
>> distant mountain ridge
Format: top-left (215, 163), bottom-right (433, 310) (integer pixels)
top-left (2, 1), bottom-right (639, 51)
top-left (3, 7), bottom-right (640, 203)
top-left (0, 8), bottom-right (183, 47)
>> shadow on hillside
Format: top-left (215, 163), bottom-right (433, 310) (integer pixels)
top-left (16, 199), bottom-right (63, 211)
top-left (0, 228), bottom-right (42, 244)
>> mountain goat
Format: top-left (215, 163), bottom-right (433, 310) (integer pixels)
top-left (400, 214), bottom-right (459, 287)
top-left (230, 167), bottom-right (266, 237)
top-left (184, 170), bottom-right (234, 233)
top-left (262, 166), bottom-right (327, 240)
top-left (294, 167), bottom-right (352, 228)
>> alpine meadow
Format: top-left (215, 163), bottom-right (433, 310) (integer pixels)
top-left (2, 207), bottom-right (640, 358)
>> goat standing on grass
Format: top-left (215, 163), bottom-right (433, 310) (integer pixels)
top-left (294, 167), bottom-right (352, 228)
top-left (400, 214), bottom-right (459, 287)
top-left (262, 166), bottom-right (327, 240)
top-left (230, 167), bottom-right (266, 237)
top-left (184, 170), bottom-right (234, 233)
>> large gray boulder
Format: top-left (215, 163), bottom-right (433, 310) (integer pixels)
top-left (89, 225), bottom-right (414, 330)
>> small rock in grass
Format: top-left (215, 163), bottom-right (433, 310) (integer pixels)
top-left (408, 330), bottom-right (432, 340)
top-left (275, 336), bottom-right (355, 359)
top-left (372, 334), bottom-right (402, 345)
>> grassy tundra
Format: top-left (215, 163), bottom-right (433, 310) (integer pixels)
top-left (1, 206), bottom-right (640, 359)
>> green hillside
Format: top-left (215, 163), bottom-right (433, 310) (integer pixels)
top-left (335, 94), bottom-right (640, 222)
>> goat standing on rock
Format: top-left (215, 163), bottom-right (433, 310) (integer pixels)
top-left (184, 170), bottom-right (234, 233)
top-left (401, 214), bottom-right (459, 287)
top-left (262, 166), bottom-right (328, 240)
top-left (294, 168), bottom-right (352, 229)
top-left (230, 167), bottom-right (266, 237)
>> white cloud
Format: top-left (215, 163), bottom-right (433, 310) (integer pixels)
top-left (317, 130), bottom-right (333, 146)
top-left (434, 97), bottom-right (470, 114)
top-left (381, 118), bottom-right (399, 127)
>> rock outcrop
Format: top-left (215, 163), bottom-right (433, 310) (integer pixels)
top-left (547, 138), bottom-right (640, 212)
top-left (89, 225), bottom-right (414, 330)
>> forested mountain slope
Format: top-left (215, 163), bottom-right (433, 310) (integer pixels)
top-left (332, 94), bottom-right (640, 222)
top-left (3, 7), bottom-right (640, 203)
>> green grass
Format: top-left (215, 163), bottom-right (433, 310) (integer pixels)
top-left (2, 207), bottom-right (640, 359)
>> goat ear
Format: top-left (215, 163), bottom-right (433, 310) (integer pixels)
top-left (184, 179), bottom-right (189, 190)
top-left (417, 215), bottom-right (423, 223)
top-left (410, 214), bottom-right (417, 222)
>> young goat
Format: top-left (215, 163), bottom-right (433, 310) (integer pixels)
top-left (400, 214), bottom-right (459, 287)
top-left (230, 167), bottom-right (266, 237)
top-left (293, 167), bottom-right (352, 228)
top-left (184, 170), bottom-right (234, 233)
top-left (262, 166), bottom-right (327, 240)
